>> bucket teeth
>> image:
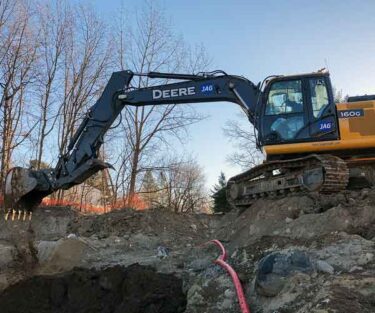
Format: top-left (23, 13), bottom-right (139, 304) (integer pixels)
top-left (4, 209), bottom-right (32, 222)
top-left (4, 209), bottom-right (10, 221)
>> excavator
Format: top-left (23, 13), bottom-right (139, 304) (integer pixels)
top-left (3, 68), bottom-right (375, 213)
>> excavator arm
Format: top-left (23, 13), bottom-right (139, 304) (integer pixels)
top-left (4, 70), bottom-right (261, 211)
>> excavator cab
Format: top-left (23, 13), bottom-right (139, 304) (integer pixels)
top-left (258, 72), bottom-right (339, 154)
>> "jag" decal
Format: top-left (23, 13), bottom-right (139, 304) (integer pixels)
top-left (319, 122), bottom-right (333, 131)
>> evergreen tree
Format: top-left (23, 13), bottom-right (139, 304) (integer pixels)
top-left (141, 169), bottom-right (160, 208)
top-left (157, 170), bottom-right (170, 209)
top-left (211, 172), bottom-right (231, 213)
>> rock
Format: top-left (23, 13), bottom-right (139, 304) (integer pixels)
top-left (313, 236), bottom-right (374, 271)
top-left (30, 207), bottom-right (76, 240)
top-left (285, 217), bottom-right (293, 223)
top-left (187, 283), bottom-right (205, 306)
top-left (131, 233), bottom-right (159, 249)
top-left (190, 224), bottom-right (198, 232)
top-left (296, 196), bottom-right (316, 214)
top-left (188, 258), bottom-right (211, 272)
top-left (202, 265), bottom-right (223, 279)
top-left (37, 238), bottom-right (88, 274)
top-left (316, 260), bottom-right (334, 274)
top-left (241, 250), bottom-right (249, 263)
top-left (349, 265), bottom-right (363, 273)
top-left (157, 245), bottom-right (169, 258)
top-left (224, 288), bottom-right (235, 298)
top-left (218, 298), bottom-right (233, 310)
top-left (255, 250), bottom-right (313, 297)
top-left (358, 252), bottom-right (374, 265)
top-left (37, 241), bottom-right (58, 263)
top-left (360, 189), bottom-right (369, 199)
top-left (256, 272), bottom-right (286, 297)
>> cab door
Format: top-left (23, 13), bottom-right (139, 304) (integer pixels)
top-left (305, 76), bottom-right (339, 141)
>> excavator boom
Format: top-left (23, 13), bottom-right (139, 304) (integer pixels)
top-left (4, 70), bottom-right (261, 211)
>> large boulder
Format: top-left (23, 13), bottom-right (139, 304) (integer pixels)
top-left (37, 237), bottom-right (89, 274)
top-left (255, 250), bottom-right (314, 297)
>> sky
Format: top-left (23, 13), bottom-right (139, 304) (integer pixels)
top-left (90, 0), bottom-right (375, 188)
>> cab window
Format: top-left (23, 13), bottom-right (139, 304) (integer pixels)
top-left (309, 78), bottom-right (329, 118)
top-left (265, 80), bottom-right (303, 115)
top-left (263, 79), bottom-right (306, 141)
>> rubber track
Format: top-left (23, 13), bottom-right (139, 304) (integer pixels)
top-left (227, 154), bottom-right (349, 207)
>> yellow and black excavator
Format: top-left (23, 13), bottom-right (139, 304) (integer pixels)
top-left (4, 68), bottom-right (375, 212)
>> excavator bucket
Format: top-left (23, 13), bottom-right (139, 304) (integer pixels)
top-left (4, 167), bottom-right (47, 212)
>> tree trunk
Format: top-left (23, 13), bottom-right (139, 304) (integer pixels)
top-left (128, 144), bottom-right (140, 205)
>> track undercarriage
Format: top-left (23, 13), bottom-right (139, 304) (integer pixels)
top-left (227, 154), bottom-right (351, 208)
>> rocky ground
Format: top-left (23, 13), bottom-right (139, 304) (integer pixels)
top-left (0, 189), bottom-right (374, 313)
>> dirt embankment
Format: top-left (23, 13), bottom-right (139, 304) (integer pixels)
top-left (0, 189), bottom-right (374, 313)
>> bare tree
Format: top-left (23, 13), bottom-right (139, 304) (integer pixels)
top-left (223, 114), bottom-right (263, 169)
top-left (33, 1), bottom-right (69, 169)
top-left (57, 6), bottom-right (110, 157)
top-left (109, 1), bottom-right (209, 203)
top-left (0, 0), bottom-right (39, 186)
top-left (0, 0), bottom-right (211, 212)
top-left (49, 4), bottom-right (112, 203)
top-left (0, 0), bottom-right (16, 69)
top-left (155, 156), bottom-right (207, 213)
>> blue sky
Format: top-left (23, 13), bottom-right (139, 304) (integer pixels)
top-left (91, 0), bottom-right (375, 187)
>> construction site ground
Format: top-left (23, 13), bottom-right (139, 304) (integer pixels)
top-left (0, 189), bottom-right (374, 313)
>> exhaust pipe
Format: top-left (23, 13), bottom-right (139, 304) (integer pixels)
top-left (4, 167), bottom-right (54, 212)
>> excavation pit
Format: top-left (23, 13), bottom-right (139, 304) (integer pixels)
top-left (0, 264), bottom-right (186, 313)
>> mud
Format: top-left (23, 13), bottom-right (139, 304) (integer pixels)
top-left (0, 264), bottom-right (186, 313)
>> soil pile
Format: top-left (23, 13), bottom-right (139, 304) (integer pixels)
top-left (0, 264), bottom-right (186, 313)
top-left (0, 188), bottom-right (374, 312)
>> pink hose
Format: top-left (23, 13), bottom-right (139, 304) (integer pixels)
top-left (208, 239), bottom-right (251, 313)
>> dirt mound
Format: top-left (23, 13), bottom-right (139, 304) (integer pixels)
top-left (0, 264), bottom-right (186, 313)
top-left (67, 208), bottom-right (217, 246)
top-left (69, 209), bottom-right (214, 236)
top-left (0, 190), bottom-right (374, 313)
top-left (219, 190), bottom-right (375, 249)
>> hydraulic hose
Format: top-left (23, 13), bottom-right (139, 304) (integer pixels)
top-left (208, 239), bottom-right (251, 313)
